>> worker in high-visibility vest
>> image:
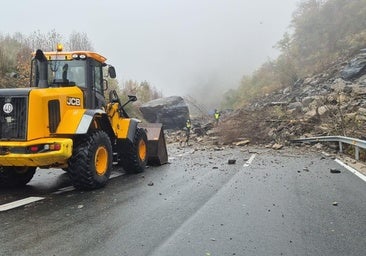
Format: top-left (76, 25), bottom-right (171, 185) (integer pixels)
top-left (185, 119), bottom-right (191, 145)
top-left (214, 109), bottom-right (220, 126)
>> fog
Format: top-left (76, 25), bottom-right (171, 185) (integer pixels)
top-left (2, 0), bottom-right (298, 106)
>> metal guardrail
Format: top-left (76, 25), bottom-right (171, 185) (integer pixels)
top-left (291, 136), bottom-right (366, 161)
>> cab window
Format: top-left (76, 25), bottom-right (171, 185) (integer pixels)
top-left (93, 64), bottom-right (103, 94)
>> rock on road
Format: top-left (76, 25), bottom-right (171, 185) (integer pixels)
top-left (0, 144), bottom-right (365, 256)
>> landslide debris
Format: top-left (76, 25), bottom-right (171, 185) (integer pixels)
top-left (216, 49), bottom-right (366, 146)
top-left (165, 49), bottom-right (366, 150)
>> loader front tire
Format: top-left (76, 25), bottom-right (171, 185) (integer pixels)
top-left (120, 128), bottom-right (148, 174)
top-left (0, 167), bottom-right (36, 188)
top-left (67, 131), bottom-right (112, 190)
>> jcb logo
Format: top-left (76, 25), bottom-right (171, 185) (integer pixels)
top-left (66, 97), bottom-right (81, 106)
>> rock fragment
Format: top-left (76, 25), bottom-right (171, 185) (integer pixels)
top-left (330, 168), bottom-right (341, 174)
top-left (272, 143), bottom-right (283, 150)
top-left (235, 140), bottom-right (250, 146)
top-left (228, 159), bottom-right (236, 165)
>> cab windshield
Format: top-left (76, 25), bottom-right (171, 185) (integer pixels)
top-left (48, 60), bottom-right (86, 87)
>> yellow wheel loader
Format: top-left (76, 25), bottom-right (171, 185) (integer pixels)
top-left (0, 45), bottom-right (167, 189)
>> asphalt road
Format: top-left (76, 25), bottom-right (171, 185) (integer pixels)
top-left (0, 144), bottom-right (365, 256)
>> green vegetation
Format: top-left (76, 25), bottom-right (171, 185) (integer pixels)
top-left (0, 30), bottom-right (161, 115)
top-left (222, 0), bottom-right (366, 109)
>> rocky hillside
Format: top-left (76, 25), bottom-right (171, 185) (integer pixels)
top-left (216, 49), bottom-right (366, 146)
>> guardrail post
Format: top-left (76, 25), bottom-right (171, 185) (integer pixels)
top-left (355, 146), bottom-right (360, 161)
top-left (339, 141), bottom-right (343, 153)
top-left (293, 136), bottom-right (366, 162)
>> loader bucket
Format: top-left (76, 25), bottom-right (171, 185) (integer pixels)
top-left (138, 123), bottom-right (168, 165)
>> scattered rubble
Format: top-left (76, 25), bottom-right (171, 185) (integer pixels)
top-left (163, 49), bottom-right (366, 157)
top-left (213, 48), bottom-right (366, 148)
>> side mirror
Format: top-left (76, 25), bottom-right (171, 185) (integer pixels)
top-left (108, 66), bottom-right (116, 78)
top-left (128, 95), bottom-right (137, 102)
top-left (121, 94), bottom-right (137, 108)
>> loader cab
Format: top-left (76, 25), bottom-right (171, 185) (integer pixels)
top-left (31, 48), bottom-right (115, 109)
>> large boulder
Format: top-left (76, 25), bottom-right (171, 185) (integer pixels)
top-left (139, 96), bottom-right (190, 129)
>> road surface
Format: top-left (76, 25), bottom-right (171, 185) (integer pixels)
top-left (0, 144), bottom-right (365, 256)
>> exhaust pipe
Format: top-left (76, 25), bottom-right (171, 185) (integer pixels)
top-left (35, 49), bottom-right (49, 88)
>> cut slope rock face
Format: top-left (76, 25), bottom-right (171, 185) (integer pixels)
top-left (217, 49), bottom-right (366, 146)
top-left (341, 49), bottom-right (366, 80)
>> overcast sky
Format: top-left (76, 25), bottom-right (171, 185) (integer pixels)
top-left (2, 0), bottom-right (299, 103)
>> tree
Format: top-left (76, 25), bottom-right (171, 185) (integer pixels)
top-left (221, 89), bottom-right (239, 109)
top-left (27, 29), bottom-right (63, 51)
top-left (289, 0), bottom-right (366, 73)
top-left (67, 31), bottom-right (94, 51)
top-left (121, 80), bottom-right (162, 103)
top-left (0, 33), bottom-right (30, 88)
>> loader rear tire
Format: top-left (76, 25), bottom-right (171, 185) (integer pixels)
top-left (0, 167), bottom-right (36, 188)
top-left (120, 128), bottom-right (148, 174)
top-left (67, 131), bottom-right (112, 190)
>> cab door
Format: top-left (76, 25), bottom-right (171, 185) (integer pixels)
top-left (85, 59), bottom-right (106, 109)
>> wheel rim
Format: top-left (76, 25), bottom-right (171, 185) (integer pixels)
top-left (95, 146), bottom-right (108, 176)
top-left (138, 139), bottom-right (147, 161)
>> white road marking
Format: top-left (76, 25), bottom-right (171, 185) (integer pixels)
top-left (0, 197), bottom-right (44, 212)
top-left (335, 159), bottom-right (366, 182)
top-left (243, 154), bottom-right (256, 167)
top-left (2, 171), bottom-right (125, 211)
